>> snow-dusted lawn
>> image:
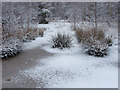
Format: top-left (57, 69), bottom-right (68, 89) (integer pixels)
top-left (22, 21), bottom-right (118, 88)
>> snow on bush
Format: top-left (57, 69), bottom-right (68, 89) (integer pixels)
top-left (50, 33), bottom-right (72, 49)
top-left (75, 27), bottom-right (112, 57)
top-left (1, 39), bottom-right (22, 58)
top-left (83, 42), bottom-right (108, 57)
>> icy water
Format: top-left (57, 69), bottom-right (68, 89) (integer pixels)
top-left (2, 47), bottom-right (53, 88)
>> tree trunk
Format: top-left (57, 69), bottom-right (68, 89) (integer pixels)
top-left (73, 11), bottom-right (76, 30)
top-left (8, 3), bottom-right (11, 31)
top-left (94, 2), bottom-right (97, 30)
top-left (27, 3), bottom-right (31, 29)
top-left (109, 2), bottom-right (112, 26)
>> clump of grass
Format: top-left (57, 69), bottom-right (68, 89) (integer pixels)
top-left (75, 28), bottom-right (105, 43)
top-left (75, 27), bottom-right (112, 57)
top-left (106, 37), bottom-right (113, 46)
top-left (38, 28), bottom-right (46, 37)
top-left (51, 33), bottom-right (72, 49)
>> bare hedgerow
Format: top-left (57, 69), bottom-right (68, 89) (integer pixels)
top-left (23, 28), bottom-right (36, 42)
top-left (51, 33), bottom-right (72, 49)
top-left (75, 27), bottom-right (112, 57)
top-left (23, 28), bottom-right (46, 42)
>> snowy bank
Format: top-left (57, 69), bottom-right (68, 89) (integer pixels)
top-left (21, 21), bottom-right (118, 88)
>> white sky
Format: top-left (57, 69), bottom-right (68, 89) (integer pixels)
top-left (1, 0), bottom-right (120, 2)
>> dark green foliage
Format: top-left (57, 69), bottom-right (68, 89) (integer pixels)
top-left (37, 3), bottom-right (50, 24)
top-left (38, 3), bottom-right (44, 9)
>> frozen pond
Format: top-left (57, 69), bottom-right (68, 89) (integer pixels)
top-left (2, 47), bottom-right (53, 88)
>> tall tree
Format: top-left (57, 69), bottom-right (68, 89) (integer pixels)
top-left (37, 2), bottom-right (50, 24)
top-left (94, 2), bottom-right (97, 29)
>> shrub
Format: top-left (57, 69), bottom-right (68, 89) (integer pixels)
top-left (75, 28), bottom-right (87, 43)
top-left (51, 33), bottom-right (72, 49)
top-left (2, 29), bottom-right (23, 58)
top-left (83, 41), bottom-right (108, 57)
top-left (1, 39), bottom-right (22, 58)
top-left (75, 27), bottom-right (111, 57)
top-left (75, 28), bottom-right (106, 43)
top-left (106, 37), bottom-right (113, 46)
top-left (1, 47), bottom-right (20, 58)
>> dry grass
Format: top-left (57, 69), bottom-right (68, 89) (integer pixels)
top-left (38, 28), bottom-right (46, 37)
top-left (2, 27), bottom-right (46, 43)
top-left (75, 27), bottom-right (106, 44)
top-left (23, 28), bottom-right (46, 42)
top-left (3, 28), bottom-right (37, 43)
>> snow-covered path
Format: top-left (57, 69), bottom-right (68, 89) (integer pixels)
top-left (21, 21), bottom-right (118, 88)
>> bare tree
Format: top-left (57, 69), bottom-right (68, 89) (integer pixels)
top-left (73, 10), bottom-right (77, 30)
top-left (82, 3), bottom-right (87, 24)
top-left (94, 2), bottom-right (97, 29)
top-left (8, 3), bottom-right (12, 31)
top-left (107, 2), bottom-right (113, 27)
top-left (27, 3), bottom-right (30, 29)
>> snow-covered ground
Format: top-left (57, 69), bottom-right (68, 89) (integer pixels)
top-left (22, 21), bottom-right (118, 88)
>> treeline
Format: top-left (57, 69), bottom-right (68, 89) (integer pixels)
top-left (2, 2), bottom-right (118, 31)
top-left (2, 2), bottom-right (118, 43)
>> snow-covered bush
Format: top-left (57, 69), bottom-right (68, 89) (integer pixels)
top-left (1, 39), bottom-right (22, 58)
top-left (83, 41), bottom-right (108, 57)
top-left (51, 33), bottom-right (72, 49)
top-left (75, 27), bottom-right (111, 57)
